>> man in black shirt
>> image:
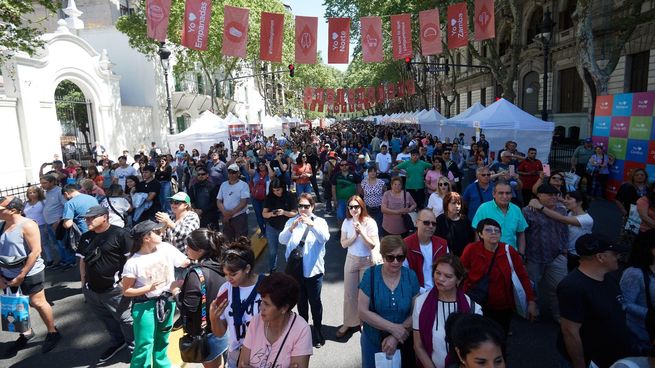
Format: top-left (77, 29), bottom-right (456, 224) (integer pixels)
top-left (135, 165), bottom-right (160, 222)
top-left (188, 167), bottom-right (219, 230)
top-left (558, 234), bottom-right (639, 368)
top-left (76, 206), bottom-right (134, 364)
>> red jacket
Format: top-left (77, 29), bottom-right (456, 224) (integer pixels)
top-left (403, 233), bottom-right (449, 287)
top-left (460, 241), bottom-right (536, 310)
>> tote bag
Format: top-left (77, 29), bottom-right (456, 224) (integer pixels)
top-left (1, 288), bottom-right (30, 333)
top-left (505, 245), bottom-right (528, 319)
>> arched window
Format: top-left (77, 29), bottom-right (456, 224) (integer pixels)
top-left (522, 72), bottom-right (540, 115)
top-left (527, 7), bottom-right (543, 44)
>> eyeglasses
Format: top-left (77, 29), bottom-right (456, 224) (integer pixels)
top-left (496, 191), bottom-right (512, 196)
top-left (483, 227), bottom-right (501, 234)
top-left (228, 170), bottom-right (239, 174)
top-left (419, 220), bottom-right (437, 227)
top-left (298, 204), bottom-right (311, 209)
top-left (438, 183), bottom-right (450, 187)
top-left (348, 205), bottom-right (361, 210)
top-left (384, 254), bottom-right (406, 263)
top-left (302, 155), bottom-right (307, 158)
top-left (171, 200), bottom-right (185, 205)
top-left (479, 173), bottom-right (491, 177)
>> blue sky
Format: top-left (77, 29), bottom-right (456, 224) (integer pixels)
top-left (286, 0), bottom-right (352, 71)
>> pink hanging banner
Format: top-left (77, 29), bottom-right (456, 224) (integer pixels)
top-left (447, 2), bottom-right (469, 49)
top-left (405, 79), bottom-right (416, 96)
top-left (419, 9), bottom-right (442, 56)
top-left (326, 89), bottom-right (335, 106)
top-left (391, 14), bottom-right (413, 60)
top-left (328, 18), bottom-right (351, 64)
top-left (377, 85), bottom-right (385, 103)
top-left (259, 12), bottom-right (285, 62)
top-left (222, 5), bottom-right (249, 58)
top-left (360, 17), bottom-right (383, 63)
top-left (475, 0), bottom-right (495, 41)
top-left (181, 0), bottom-right (212, 50)
top-left (146, 0), bottom-right (172, 42)
top-left (295, 16), bottom-right (318, 64)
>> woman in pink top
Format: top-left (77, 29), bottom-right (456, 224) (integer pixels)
top-left (240, 273), bottom-right (313, 368)
top-left (381, 177), bottom-right (416, 236)
top-left (424, 157), bottom-right (454, 195)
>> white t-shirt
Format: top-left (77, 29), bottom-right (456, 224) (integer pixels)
top-left (218, 281), bottom-right (262, 352)
top-left (341, 217), bottom-right (378, 257)
top-left (100, 197), bottom-right (131, 227)
top-left (420, 241), bottom-right (434, 293)
top-left (412, 293), bottom-right (482, 368)
top-left (396, 152), bottom-right (411, 176)
top-left (568, 213), bottom-right (594, 255)
top-left (375, 152), bottom-right (392, 173)
top-left (217, 180), bottom-right (250, 216)
top-left (427, 193), bottom-right (444, 218)
top-left (113, 166), bottom-right (138, 190)
top-left (122, 242), bottom-right (187, 298)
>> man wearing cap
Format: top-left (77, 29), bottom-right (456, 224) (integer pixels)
top-left (521, 184), bottom-right (568, 322)
top-left (217, 164), bottom-right (250, 240)
top-left (472, 181), bottom-right (528, 251)
top-left (558, 234), bottom-right (638, 368)
top-left (0, 196), bottom-right (61, 354)
top-left (572, 139), bottom-right (594, 193)
top-left (77, 206), bottom-right (134, 363)
top-left (135, 165), bottom-right (161, 223)
top-left (331, 160), bottom-right (361, 222)
top-left (375, 144), bottom-right (392, 184)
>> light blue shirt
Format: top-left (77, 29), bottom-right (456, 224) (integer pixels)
top-left (280, 215), bottom-right (330, 278)
top-left (62, 193), bottom-right (99, 233)
top-left (43, 186), bottom-right (66, 224)
top-left (471, 200), bottom-right (528, 249)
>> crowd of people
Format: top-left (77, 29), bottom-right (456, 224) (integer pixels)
top-left (0, 120), bottom-right (654, 368)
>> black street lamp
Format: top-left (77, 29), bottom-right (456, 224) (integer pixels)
top-left (539, 8), bottom-right (555, 122)
top-left (158, 42), bottom-right (174, 134)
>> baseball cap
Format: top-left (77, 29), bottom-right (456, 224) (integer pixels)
top-left (575, 233), bottom-right (628, 256)
top-left (324, 143), bottom-right (330, 148)
top-left (227, 164), bottom-right (240, 172)
top-left (584, 138), bottom-right (592, 143)
top-left (358, 154), bottom-right (365, 159)
top-left (83, 205), bottom-right (109, 217)
top-left (169, 192), bottom-right (191, 204)
top-left (130, 220), bottom-right (164, 238)
top-left (536, 184), bottom-right (560, 194)
top-left (0, 196), bottom-right (23, 212)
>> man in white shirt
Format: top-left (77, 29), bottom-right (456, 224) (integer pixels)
top-left (112, 156), bottom-right (137, 190)
top-left (217, 164), bottom-right (250, 241)
top-left (375, 144), bottom-right (392, 182)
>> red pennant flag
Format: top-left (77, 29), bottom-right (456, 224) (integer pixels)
top-left (147, 0), bottom-right (172, 42)
top-left (341, 104), bottom-right (347, 113)
top-left (377, 85), bottom-right (385, 103)
top-left (367, 87), bottom-right (376, 105)
top-left (419, 9), bottom-right (442, 56)
top-left (356, 87), bottom-right (365, 109)
top-left (326, 89), bottom-right (335, 106)
top-left (391, 14), bottom-right (413, 60)
top-left (328, 18), bottom-right (350, 64)
top-left (303, 87), bottom-right (313, 109)
top-left (474, 0), bottom-right (495, 41)
top-left (316, 88), bottom-right (324, 107)
top-left (387, 83), bottom-right (396, 99)
top-left (295, 16), bottom-right (318, 64)
top-left (447, 3), bottom-right (469, 49)
top-left (348, 89), bottom-right (355, 110)
top-left (397, 81), bottom-right (405, 97)
top-left (181, 0), bottom-right (212, 50)
top-left (310, 101), bottom-right (317, 111)
top-left (405, 79), bottom-right (416, 95)
top-left (259, 12), bottom-right (285, 62)
top-left (361, 17), bottom-right (383, 63)
top-left (222, 6), bottom-right (249, 58)
top-left (337, 89), bottom-right (345, 105)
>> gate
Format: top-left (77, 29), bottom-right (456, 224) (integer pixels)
top-left (55, 96), bottom-right (96, 164)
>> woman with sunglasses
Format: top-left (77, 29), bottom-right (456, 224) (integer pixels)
top-left (532, 170), bottom-right (567, 196)
top-left (427, 177), bottom-right (452, 218)
top-left (155, 192), bottom-right (200, 253)
top-left (460, 218), bottom-right (537, 333)
top-left (122, 220), bottom-right (190, 368)
top-left (263, 178), bottom-right (298, 273)
top-left (358, 235), bottom-right (419, 368)
top-left (338, 195), bottom-right (380, 340)
top-left (292, 153), bottom-right (313, 197)
top-left (280, 193), bottom-right (330, 348)
top-left (209, 238), bottom-right (263, 368)
top-left (413, 254), bottom-right (482, 368)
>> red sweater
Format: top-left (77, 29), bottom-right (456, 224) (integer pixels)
top-left (403, 233), bottom-right (448, 287)
top-left (460, 241), bottom-right (535, 310)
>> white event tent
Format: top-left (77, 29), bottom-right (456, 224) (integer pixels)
top-left (167, 111), bottom-right (230, 154)
top-left (417, 108), bottom-right (446, 135)
top-left (430, 103), bottom-right (486, 141)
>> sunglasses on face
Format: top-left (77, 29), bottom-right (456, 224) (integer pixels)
top-left (171, 200), bottom-right (185, 205)
top-left (439, 183), bottom-right (450, 187)
top-left (384, 254), bottom-right (406, 263)
top-left (197, 172), bottom-right (208, 176)
top-left (419, 220), bottom-right (437, 227)
top-left (483, 227), bottom-right (501, 234)
top-left (298, 204), bottom-right (311, 209)
top-left (479, 173), bottom-right (491, 177)
top-left (348, 205), bottom-right (361, 210)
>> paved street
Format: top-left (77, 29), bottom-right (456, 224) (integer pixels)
top-left (0, 202), bottom-right (560, 367)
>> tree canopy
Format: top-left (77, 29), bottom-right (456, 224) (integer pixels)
top-left (0, 0), bottom-right (58, 64)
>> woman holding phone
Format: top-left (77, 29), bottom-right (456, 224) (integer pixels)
top-left (263, 178), bottom-right (298, 273)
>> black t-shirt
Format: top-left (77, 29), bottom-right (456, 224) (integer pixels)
top-left (270, 159), bottom-right (287, 184)
top-left (615, 183), bottom-right (640, 214)
top-left (136, 179), bottom-right (161, 219)
top-left (155, 166), bottom-right (172, 181)
top-left (264, 192), bottom-right (297, 230)
top-left (435, 214), bottom-right (474, 257)
top-left (77, 226), bottom-right (132, 293)
top-left (557, 269), bottom-right (637, 367)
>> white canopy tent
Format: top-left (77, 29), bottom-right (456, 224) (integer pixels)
top-left (431, 103), bottom-right (486, 141)
top-left (262, 115), bottom-right (284, 137)
top-left (446, 99), bottom-right (554, 162)
top-left (418, 108), bottom-right (446, 135)
top-left (167, 111), bottom-right (230, 154)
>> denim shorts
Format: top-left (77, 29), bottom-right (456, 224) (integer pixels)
top-left (205, 333), bottom-right (229, 362)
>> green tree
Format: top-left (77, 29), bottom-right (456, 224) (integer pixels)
top-left (55, 80), bottom-right (92, 154)
top-left (0, 0), bottom-right (58, 64)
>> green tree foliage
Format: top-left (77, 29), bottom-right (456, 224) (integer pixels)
top-left (0, 0), bottom-right (58, 64)
top-left (55, 80), bottom-right (92, 152)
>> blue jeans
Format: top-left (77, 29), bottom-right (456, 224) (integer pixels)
top-left (38, 224), bottom-right (53, 263)
top-left (360, 332), bottom-right (379, 368)
top-left (336, 199), bottom-right (347, 222)
top-left (295, 183), bottom-right (312, 197)
top-left (159, 181), bottom-right (172, 214)
top-left (252, 199), bottom-right (265, 234)
top-left (47, 223), bottom-right (75, 265)
top-left (298, 273), bottom-right (323, 330)
top-left (265, 225), bottom-right (282, 272)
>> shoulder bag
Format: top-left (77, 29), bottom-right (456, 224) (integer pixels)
top-left (284, 219), bottom-right (313, 280)
top-left (179, 267), bottom-right (209, 362)
top-left (505, 244), bottom-right (529, 318)
top-left (105, 197), bottom-right (126, 225)
top-left (269, 314), bottom-right (297, 368)
top-left (641, 268), bottom-right (655, 340)
top-left (401, 190), bottom-right (416, 234)
top-left (466, 245), bottom-right (499, 307)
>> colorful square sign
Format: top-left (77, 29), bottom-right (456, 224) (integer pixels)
top-left (592, 136), bottom-right (609, 150)
top-left (624, 160), bottom-right (645, 182)
top-left (610, 117), bottom-right (630, 138)
top-left (626, 139), bottom-right (649, 162)
top-left (632, 91), bottom-right (655, 116)
top-left (605, 179), bottom-right (621, 201)
top-left (608, 158), bottom-right (624, 181)
top-left (608, 137), bottom-right (627, 160)
top-left (593, 116), bottom-right (611, 137)
top-left (595, 95), bottom-right (613, 116)
top-left (612, 93), bottom-right (633, 116)
top-left (629, 116), bottom-right (652, 140)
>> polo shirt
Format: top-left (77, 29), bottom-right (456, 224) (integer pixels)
top-left (462, 182), bottom-right (495, 220)
top-left (471, 200), bottom-right (528, 249)
top-left (62, 193), bottom-right (99, 233)
top-left (396, 160), bottom-right (432, 190)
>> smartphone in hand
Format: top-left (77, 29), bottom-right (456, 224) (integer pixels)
top-left (543, 164), bottom-right (551, 177)
top-left (216, 290), bottom-right (228, 305)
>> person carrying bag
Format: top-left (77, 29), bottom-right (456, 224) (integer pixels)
top-left (179, 267), bottom-right (210, 363)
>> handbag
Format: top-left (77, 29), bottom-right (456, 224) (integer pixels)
top-left (1, 288), bottom-right (31, 333)
top-left (284, 219), bottom-right (313, 280)
top-left (179, 267), bottom-right (210, 363)
top-left (624, 204), bottom-right (642, 235)
top-left (640, 267), bottom-right (655, 340)
top-left (564, 170), bottom-right (581, 192)
top-left (401, 190), bottom-right (415, 234)
top-left (0, 255), bottom-right (27, 269)
top-left (505, 244), bottom-right (529, 318)
top-left (466, 245), bottom-right (498, 306)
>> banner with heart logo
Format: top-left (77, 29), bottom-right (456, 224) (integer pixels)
top-left (259, 12), bottom-right (285, 62)
top-left (146, 0), bottom-right (172, 42)
top-left (391, 14), bottom-right (413, 60)
top-left (361, 17), bottom-right (383, 63)
top-left (419, 9), bottom-right (441, 56)
top-left (222, 5), bottom-right (249, 58)
top-left (181, 0), bottom-right (212, 50)
top-left (326, 89), bottom-right (335, 106)
top-left (328, 18), bottom-right (351, 64)
top-left (474, 0), bottom-right (495, 41)
top-left (295, 16), bottom-right (318, 64)
top-left (447, 2), bottom-right (468, 49)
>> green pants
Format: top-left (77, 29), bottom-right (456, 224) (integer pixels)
top-left (130, 300), bottom-right (175, 368)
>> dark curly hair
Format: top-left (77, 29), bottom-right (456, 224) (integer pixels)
top-left (257, 273), bottom-right (300, 312)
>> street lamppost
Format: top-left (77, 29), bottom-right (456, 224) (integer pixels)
top-left (539, 9), bottom-right (555, 122)
top-left (158, 42), bottom-right (174, 134)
